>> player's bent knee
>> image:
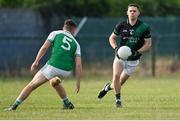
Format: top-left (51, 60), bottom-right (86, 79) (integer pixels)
top-left (50, 77), bottom-right (61, 87)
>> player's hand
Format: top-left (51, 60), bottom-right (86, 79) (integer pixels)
top-left (75, 80), bottom-right (80, 94)
top-left (114, 46), bottom-right (120, 58)
top-left (31, 61), bottom-right (39, 71)
top-left (127, 50), bottom-right (142, 60)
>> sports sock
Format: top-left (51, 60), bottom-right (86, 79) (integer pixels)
top-left (62, 97), bottom-right (70, 104)
top-left (105, 83), bottom-right (112, 91)
top-left (115, 93), bottom-right (121, 101)
top-left (14, 99), bottom-right (22, 106)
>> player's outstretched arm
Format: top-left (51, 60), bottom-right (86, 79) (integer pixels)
top-left (31, 40), bottom-right (51, 71)
top-left (138, 38), bottom-right (152, 54)
top-left (75, 56), bottom-right (82, 93)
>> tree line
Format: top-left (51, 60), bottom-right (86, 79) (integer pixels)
top-left (0, 0), bottom-right (180, 17)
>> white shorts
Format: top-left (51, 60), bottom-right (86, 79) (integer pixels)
top-left (40, 64), bottom-right (72, 80)
top-left (114, 57), bottom-right (139, 76)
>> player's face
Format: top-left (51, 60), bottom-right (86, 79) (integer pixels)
top-left (127, 6), bottom-right (140, 20)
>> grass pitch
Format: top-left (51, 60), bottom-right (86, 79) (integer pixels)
top-left (0, 75), bottom-right (180, 120)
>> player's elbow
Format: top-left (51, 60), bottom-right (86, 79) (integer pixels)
top-left (147, 41), bottom-right (152, 49)
top-left (39, 46), bottom-right (47, 53)
top-left (76, 63), bottom-right (82, 73)
top-left (75, 57), bottom-right (82, 68)
top-left (109, 33), bottom-right (117, 45)
top-left (76, 63), bottom-right (82, 71)
top-left (76, 64), bottom-right (82, 80)
top-left (42, 46), bottom-right (49, 51)
top-left (109, 34), bottom-right (115, 42)
top-left (144, 39), bottom-right (152, 50)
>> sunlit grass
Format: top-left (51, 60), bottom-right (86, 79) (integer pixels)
top-left (0, 75), bottom-right (180, 119)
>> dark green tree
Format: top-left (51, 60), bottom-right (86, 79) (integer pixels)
top-left (0, 0), bottom-right (180, 17)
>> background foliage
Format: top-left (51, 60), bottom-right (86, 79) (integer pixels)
top-left (0, 0), bottom-right (180, 17)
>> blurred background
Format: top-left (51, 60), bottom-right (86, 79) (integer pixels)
top-left (0, 0), bottom-right (179, 77)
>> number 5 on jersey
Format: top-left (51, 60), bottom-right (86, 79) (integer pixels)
top-left (61, 36), bottom-right (72, 51)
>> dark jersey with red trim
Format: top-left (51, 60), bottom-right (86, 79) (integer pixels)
top-left (113, 19), bottom-right (151, 51)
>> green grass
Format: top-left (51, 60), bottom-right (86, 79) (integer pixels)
top-left (0, 75), bottom-right (180, 120)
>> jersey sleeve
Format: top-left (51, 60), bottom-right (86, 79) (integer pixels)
top-left (113, 23), bottom-right (121, 36)
top-left (75, 43), bottom-right (81, 57)
top-left (47, 31), bottom-right (56, 43)
top-left (143, 26), bottom-right (151, 39)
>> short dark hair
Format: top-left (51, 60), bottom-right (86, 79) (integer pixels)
top-left (128, 3), bottom-right (140, 10)
top-left (64, 19), bottom-right (77, 28)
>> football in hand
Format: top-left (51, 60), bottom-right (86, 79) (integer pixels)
top-left (117, 46), bottom-right (132, 60)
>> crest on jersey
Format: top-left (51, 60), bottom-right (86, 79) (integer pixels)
top-left (129, 29), bottom-right (134, 35)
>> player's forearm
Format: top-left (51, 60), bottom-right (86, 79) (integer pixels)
top-left (76, 64), bottom-right (82, 82)
top-left (75, 65), bottom-right (81, 93)
top-left (138, 39), bottom-right (152, 53)
top-left (109, 34), bottom-right (117, 49)
top-left (34, 47), bottom-right (47, 63)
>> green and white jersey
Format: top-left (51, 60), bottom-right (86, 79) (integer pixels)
top-left (46, 30), bottom-right (81, 71)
